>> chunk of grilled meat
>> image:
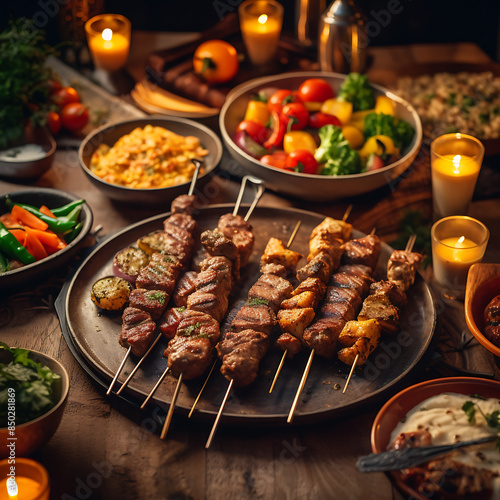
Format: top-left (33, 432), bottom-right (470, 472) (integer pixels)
top-left (217, 329), bottom-right (269, 387)
top-left (135, 253), bottom-right (182, 293)
top-left (166, 212), bottom-right (197, 234)
top-left (187, 291), bottom-right (228, 323)
top-left (324, 286), bottom-right (363, 317)
top-left (342, 234), bottom-right (381, 270)
top-left (171, 194), bottom-right (197, 216)
top-left (163, 219), bottom-right (195, 249)
top-left (129, 289), bottom-right (168, 320)
top-left (137, 231), bottom-right (190, 266)
top-left (231, 303), bottom-right (277, 337)
top-left (358, 294), bottom-right (400, 334)
top-left (321, 296), bottom-right (357, 322)
top-left (387, 250), bottom-right (423, 291)
top-left (337, 319), bottom-right (381, 365)
top-left (310, 217), bottom-right (352, 246)
top-left (259, 262), bottom-right (288, 278)
top-left (302, 317), bottom-right (347, 358)
top-left (201, 229), bottom-right (240, 281)
top-left (308, 234), bottom-right (344, 267)
top-left (277, 308), bottom-right (316, 341)
top-left (297, 251), bottom-right (332, 284)
top-left (330, 265), bottom-right (374, 297)
top-left (165, 310), bottom-right (220, 379)
top-left (120, 307), bottom-right (157, 357)
top-left (260, 237), bottom-right (303, 274)
top-left (369, 280), bottom-right (407, 309)
top-left (484, 295), bottom-right (500, 347)
top-left (275, 332), bottom-right (302, 358)
top-left (247, 273), bottom-right (294, 312)
top-left (158, 306), bottom-right (186, 340)
top-left (172, 271), bottom-right (198, 307)
top-left (217, 213), bottom-right (254, 267)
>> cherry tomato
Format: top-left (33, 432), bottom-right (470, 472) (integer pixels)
top-left (260, 151), bottom-right (288, 169)
top-left (52, 87), bottom-right (80, 108)
top-left (193, 40), bottom-right (239, 84)
top-left (236, 120), bottom-right (268, 144)
top-left (46, 111), bottom-right (61, 135)
top-left (285, 150), bottom-right (318, 174)
top-left (365, 154), bottom-right (385, 171)
top-left (60, 102), bottom-right (89, 132)
top-left (298, 78), bottom-right (335, 103)
top-left (309, 112), bottom-right (342, 129)
top-left (281, 102), bottom-right (309, 130)
top-left (48, 79), bottom-right (62, 94)
top-left (267, 89), bottom-right (303, 114)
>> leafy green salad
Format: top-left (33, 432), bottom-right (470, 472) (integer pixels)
top-left (0, 344), bottom-right (61, 425)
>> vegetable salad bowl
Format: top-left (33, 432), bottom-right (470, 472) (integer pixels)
top-left (220, 71), bottom-right (423, 201)
top-left (0, 348), bottom-right (69, 458)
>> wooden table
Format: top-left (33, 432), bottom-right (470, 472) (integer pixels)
top-left (1, 39), bottom-right (499, 500)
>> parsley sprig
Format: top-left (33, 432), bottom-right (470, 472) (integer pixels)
top-left (462, 399), bottom-right (500, 452)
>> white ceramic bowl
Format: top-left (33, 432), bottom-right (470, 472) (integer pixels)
top-left (220, 71), bottom-right (423, 201)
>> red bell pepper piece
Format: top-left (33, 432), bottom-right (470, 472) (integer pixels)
top-left (263, 112), bottom-right (286, 150)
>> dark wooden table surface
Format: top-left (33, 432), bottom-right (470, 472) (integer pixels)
top-left (1, 37), bottom-right (499, 500)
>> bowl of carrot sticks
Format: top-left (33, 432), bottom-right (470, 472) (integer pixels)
top-left (0, 188), bottom-right (93, 290)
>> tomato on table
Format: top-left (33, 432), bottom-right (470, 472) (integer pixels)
top-left (193, 40), bottom-right (239, 84)
top-left (267, 89), bottom-right (303, 114)
top-left (60, 102), bottom-right (89, 132)
top-left (52, 86), bottom-right (80, 108)
top-left (285, 150), bottom-right (318, 174)
top-left (281, 102), bottom-right (309, 130)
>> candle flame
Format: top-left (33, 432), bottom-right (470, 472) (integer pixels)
top-left (258, 14), bottom-right (268, 24)
top-left (458, 236), bottom-right (465, 244)
top-left (7, 477), bottom-right (18, 497)
top-left (452, 154), bottom-right (461, 174)
top-left (102, 28), bottom-right (113, 41)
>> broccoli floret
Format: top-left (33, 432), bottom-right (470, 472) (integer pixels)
top-left (364, 112), bottom-right (415, 150)
top-left (338, 73), bottom-right (375, 112)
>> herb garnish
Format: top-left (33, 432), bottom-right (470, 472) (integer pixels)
top-left (247, 298), bottom-right (269, 307)
top-left (179, 322), bottom-right (201, 337)
top-left (462, 400), bottom-right (500, 451)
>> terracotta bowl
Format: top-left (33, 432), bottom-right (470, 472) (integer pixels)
top-left (0, 349), bottom-right (69, 458)
top-left (465, 263), bottom-right (500, 358)
top-left (371, 377), bottom-right (500, 500)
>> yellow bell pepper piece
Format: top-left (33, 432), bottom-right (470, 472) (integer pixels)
top-left (374, 95), bottom-right (395, 116)
top-left (342, 125), bottom-right (365, 150)
top-left (359, 135), bottom-right (396, 158)
top-left (283, 131), bottom-right (317, 154)
top-left (320, 98), bottom-right (352, 125)
top-left (244, 100), bottom-right (270, 127)
top-left (347, 109), bottom-right (374, 132)
top-left (304, 101), bottom-right (322, 112)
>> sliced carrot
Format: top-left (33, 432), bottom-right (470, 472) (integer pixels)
top-left (39, 205), bottom-right (57, 218)
top-left (0, 213), bottom-right (21, 228)
top-left (11, 205), bottom-right (48, 231)
top-left (9, 228), bottom-right (26, 245)
top-left (28, 228), bottom-right (65, 249)
top-left (24, 228), bottom-right (48, 261)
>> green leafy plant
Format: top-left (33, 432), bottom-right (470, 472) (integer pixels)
top-left (0, 343), bottom-right (61, 425)
top-left (364, 112), bottom-right (415, 150)
top-left (462, 399), bottom-right (500, 452)
top-left (338, 73), bottom-right (375, 112)
top-left (0, 19), bottom-right (56, 149)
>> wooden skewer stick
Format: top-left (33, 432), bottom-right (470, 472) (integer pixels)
top-left (160, 372), bottom-right (183, 439)
top-left (343, 233), bottom-right (416, 395)
top-left (206, 379), bottom-right (233, 449)
top-left (342, 204), bottom-right (353, 222)
top-left (116, 332), bottom-right (163, 395)
top-left (106, 346), bottom-right (131, 396)
top-left (140, 366), bottom-right (170, 409)
top-left (287, 348), bottom-right (315, 423)
top-left (188, 360), bottom-right (217, 418)
top-left (269, 350), bottom-right (287, 394)
top-left (343, 353), bottom-right (359, 394)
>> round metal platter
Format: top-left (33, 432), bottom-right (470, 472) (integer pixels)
top-left (64, 205), bottom-right (436, 424)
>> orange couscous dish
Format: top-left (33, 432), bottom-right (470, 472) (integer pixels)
top-left (90, 125), bottom-right (208, 189)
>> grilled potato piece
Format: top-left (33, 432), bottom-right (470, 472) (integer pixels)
top-left (337, 319), bottom-right (381, 366)
top-left (137, 230), bottom-right (167, 255)
top-left (91, 276), bottom-right (133, 311)
top-left (277, 308), bottom-right (315, 340)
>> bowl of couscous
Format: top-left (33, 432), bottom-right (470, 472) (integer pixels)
top-left (78, 117), bottom-right (223, 206)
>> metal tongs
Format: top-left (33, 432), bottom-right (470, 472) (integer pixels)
top-left (356, 435), bottom-right (498, 472)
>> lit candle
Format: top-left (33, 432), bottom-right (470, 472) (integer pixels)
top-left (431, 216), bottom-right (489, 294)
top-left (430, 133), bottom-right (484, 219)
top-left (239, 0), bottom-right (284, 65)
top-left (0, 459), bottom-right (49, 500)
top-left (85, 14), bottom-right (131, 71)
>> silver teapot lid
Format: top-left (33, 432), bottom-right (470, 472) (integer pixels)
top-left (322, 0), bottom-right (363, 26)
